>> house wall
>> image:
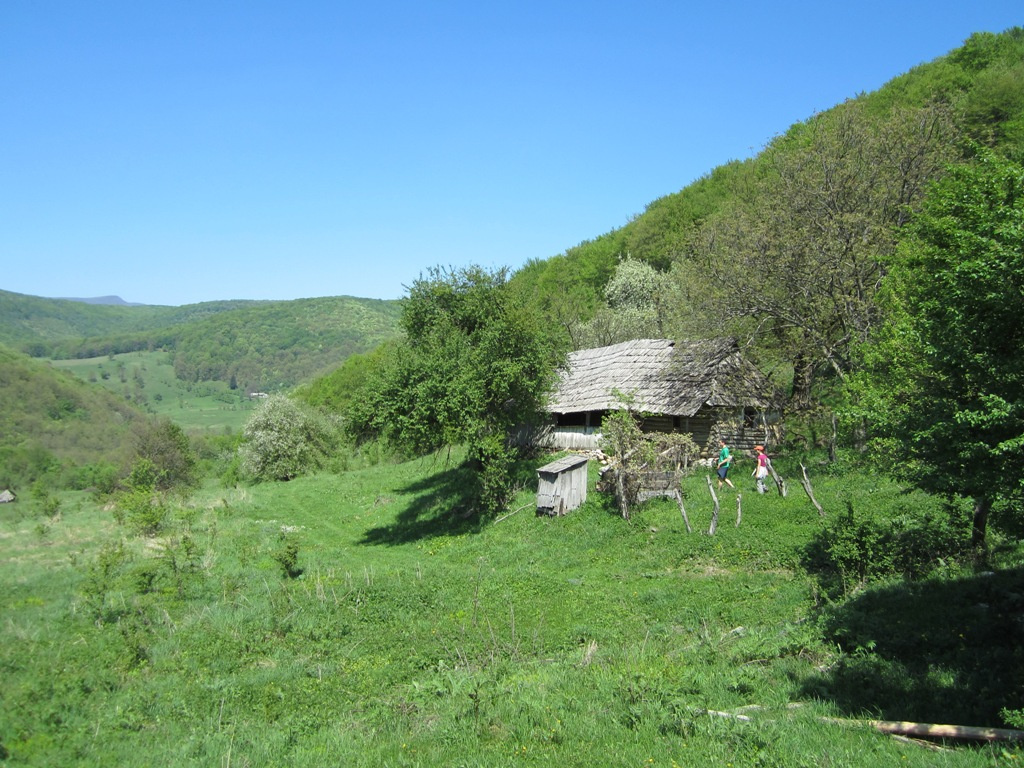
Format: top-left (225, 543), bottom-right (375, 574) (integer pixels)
top-left (533, 425), bottom-right (602, 451)
top-left (533, 407), bottom-right (782, 456)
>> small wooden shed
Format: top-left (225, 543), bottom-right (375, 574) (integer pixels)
top-left (536, 455), bottom-right (588, 516)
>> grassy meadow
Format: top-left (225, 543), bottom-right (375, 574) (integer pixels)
top-left (1, 452), bottom-right (1022, 767)
top-left (51, 350), bottom-right (259, 434)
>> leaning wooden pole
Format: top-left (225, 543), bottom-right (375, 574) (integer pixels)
top-left (674, 489), bottom-right (692, 534)
top-left (767, 462), bottom-right (787, 497)
top-left (617, 468), bottom-right (629, 521)
top-left (706, 476), bottom-right (720, 535)
top-left (799, 463), bottom-right (825, 517)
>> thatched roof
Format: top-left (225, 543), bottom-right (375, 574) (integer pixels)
top-left (546, 338), bottom-right (776, 417)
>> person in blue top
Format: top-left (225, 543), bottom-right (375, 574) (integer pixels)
top-left (716, 439), bottom-right (735, 490)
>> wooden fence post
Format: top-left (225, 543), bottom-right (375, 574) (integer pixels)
top-left (768, 461), bottom-right (787, 497)
top-left (706, 476), bottom-right (720, 535)
top-left (675, 489), bottom-right (692, 533)
top-left (799, 463), bottom-right (825, 516)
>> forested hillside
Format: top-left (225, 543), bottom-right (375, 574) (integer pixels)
top-left (0, 289), bottom-right (258, 352)
top-left (0, 344), bottom-right (146, 489)
top-left (167, 296), bottom-right (401, 392)
top-left (1, 291), bottom-right (402, 392)
top-left (510, 28), bottom-right (1024, 404)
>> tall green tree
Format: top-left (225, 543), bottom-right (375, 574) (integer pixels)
top-left (684, 101), bottom-right (959, 405)
top-left (864, 149), bottom-right (1024, 546)
top-left (347, 266), bottom-right (563, 515)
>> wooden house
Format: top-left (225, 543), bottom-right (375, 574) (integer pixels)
top-left (536, 338), bottom-right (780, 455)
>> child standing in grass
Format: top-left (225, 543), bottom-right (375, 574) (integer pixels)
top-left (753, 445), bottom-right (769, 494)
top-left (716, 439), bottom-right (735, 490)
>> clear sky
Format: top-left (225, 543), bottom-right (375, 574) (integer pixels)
top-left (2, 1), bottom-right (1021, 306)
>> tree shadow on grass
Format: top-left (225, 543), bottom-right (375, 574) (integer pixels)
top-left (356, 453), bottom-right (554, 546)
top-left (358, 460), bottom-right (483, 546)
top-left (799, 566), bottom-right (1024, 726)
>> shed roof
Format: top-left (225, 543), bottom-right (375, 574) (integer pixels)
top-left (546, 338), bottom-right (776, 417)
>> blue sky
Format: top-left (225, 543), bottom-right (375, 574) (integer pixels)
top-left (2, 1), bottom-right (1021, 306)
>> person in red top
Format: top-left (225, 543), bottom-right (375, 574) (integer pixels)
top-left (752, 445), bottom-right (769, 494)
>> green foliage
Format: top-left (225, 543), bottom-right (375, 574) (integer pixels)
top-left (683, 100), bottom-right (960, 405)
top-left (113, 486), bottom-right (168, 537)
top-left (347, 265), bottom-right (565, 515)
top-left (240, 395), bottom-right (337, 482)
top-left (805, 496), bottom-right (969, 597)
top-left (863, 148), bottom-right (1024, 543)
top-left (293, 343), bottom-right (393, 414)
top-left (79, 539), bottom-right (131, 620)
top-left (273, 531), bottom-right (303, 579)
top-left (0, 344), bottom-right (143, 489)
top-left (131, 417), bottom-right (198, 491)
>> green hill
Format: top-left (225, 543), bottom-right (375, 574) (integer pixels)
top-left (0, 289), bottom-right (260, 352)
top-left (0, 344), bottom-right (147, 489)
top-left (1, 290), bottom-right (403, 391)
top-left (165, 296), bottom-right (402, 392)
top-left (511, 28), bottom-right (1024, 335)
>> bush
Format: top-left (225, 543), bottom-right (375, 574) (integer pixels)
top-left (113, 487), bottom-right (168, 537)
top-left (131, 418), bottom-right (197, 491)
top-left (66, 462), bottom-right (120, 494)
top-left (240, 395), bottom-right (338, 482)
top-left (805, 494), bottom-right (969, 596)
top-left (273, 532), bottom-right (303, 579)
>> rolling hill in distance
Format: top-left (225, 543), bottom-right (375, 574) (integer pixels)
top-left (0, 289), bottom-right (403, 394)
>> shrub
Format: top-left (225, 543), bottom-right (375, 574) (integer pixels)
top-left (240, 395), bottom-right (337, 482)
top-left (805, 495), bottom-right (968, 596)
top-left (113, 487), bottom-right (168, 537)
top-left (273, 532), bottom-right (303, 579)
top-left (131, 418), bottom-right (197, 491)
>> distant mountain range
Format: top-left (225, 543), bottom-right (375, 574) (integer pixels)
top-left (56, 295), bottom-right (144, 306)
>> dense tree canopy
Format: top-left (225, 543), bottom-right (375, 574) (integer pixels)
top-left (862, 149), bottom-right (1024, 545)
top-left (681, 101), bottom-right (960, 405)
top-left (347, 266), bottom-right (564, 514)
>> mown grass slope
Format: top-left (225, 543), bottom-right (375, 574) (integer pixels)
top-left (1, 453), bottom-right (1020, 766)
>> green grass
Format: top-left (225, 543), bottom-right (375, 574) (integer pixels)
top-left (0, 455), bottom-right (1021, 766)
top-left (51, 350), bottom-right (258, 434)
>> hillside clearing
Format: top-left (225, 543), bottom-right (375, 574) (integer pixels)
top-left (1, 453), bottom-right (1020, 766)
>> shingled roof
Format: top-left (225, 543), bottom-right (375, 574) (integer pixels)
top-left (546, 338), bottom-right (775, 417)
